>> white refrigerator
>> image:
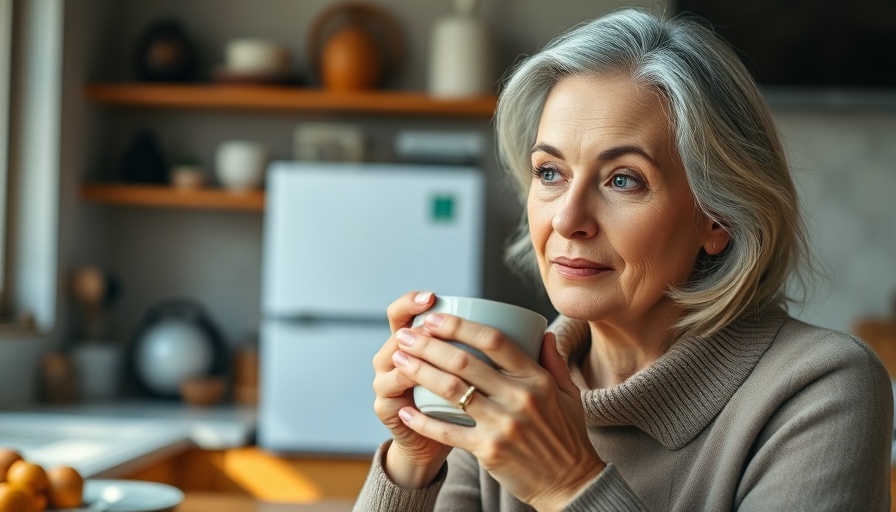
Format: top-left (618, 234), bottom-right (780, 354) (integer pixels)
top-left (258, 161), bottom-right (485, 455)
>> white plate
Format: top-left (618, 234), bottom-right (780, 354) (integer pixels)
top-left (68, 479), bottom-right (185, 512)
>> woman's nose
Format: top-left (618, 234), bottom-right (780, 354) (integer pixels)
top-left (551, 188), bottom-right (598, 239)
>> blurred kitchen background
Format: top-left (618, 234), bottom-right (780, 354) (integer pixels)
top-left (0, 0), bottom-right (894, 499)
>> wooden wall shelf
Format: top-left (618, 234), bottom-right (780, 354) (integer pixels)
top-left (86, 83), bottom-right (498, 117)
top-left (81, 184), bottom-right (265, 212)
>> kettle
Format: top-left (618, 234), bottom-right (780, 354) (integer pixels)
top-left (308, 2), bottom-right (404, 90)
top-left (128, 298), bottom-right (228, 399)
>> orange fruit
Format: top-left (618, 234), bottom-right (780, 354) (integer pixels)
top-left (32, 492), bottom-right (46, 512)
top-left (0, 482), bottom-right (37, 512)
top-left (4, 461), bottom-right (47, 496)
top-left (46, 466), bottom-right (83, 509)
top-left (0, 450), bottom-right (23, 483)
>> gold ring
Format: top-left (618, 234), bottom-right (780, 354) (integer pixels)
top-left (457, 385), bottom-right (476, 412)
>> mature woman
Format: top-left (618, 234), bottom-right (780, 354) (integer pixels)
top-left (355, 8), bottom-right (892, 511)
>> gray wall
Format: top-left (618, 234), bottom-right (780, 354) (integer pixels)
top-left (776, 109), bottom-right (896, 331)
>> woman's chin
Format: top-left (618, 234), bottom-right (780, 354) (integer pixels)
top-left (548, 291), bottom-right (616, 322)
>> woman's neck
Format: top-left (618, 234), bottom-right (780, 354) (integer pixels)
top-left (582, 306), bottom-right (684, 388)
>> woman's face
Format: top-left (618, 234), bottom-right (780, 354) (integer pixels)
top-left (528, 74), bottom-right (716, 327)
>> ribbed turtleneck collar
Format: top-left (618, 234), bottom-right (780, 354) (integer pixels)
top-left (552, 310), bottom-right (788, 450)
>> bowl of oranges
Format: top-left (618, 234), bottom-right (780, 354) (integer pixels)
top-left (0, 448), bottom-right (84, 512)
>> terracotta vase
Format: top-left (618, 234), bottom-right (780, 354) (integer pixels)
top-left (321, 21), bottom-right (383, 90)
top-left (308, 2), bottom-right (404, 91)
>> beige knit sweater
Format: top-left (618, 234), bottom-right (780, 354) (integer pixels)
top-left (354, 310), bottom-right (893, 511)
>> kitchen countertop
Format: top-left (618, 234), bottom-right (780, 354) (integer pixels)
top-left (0, 400), bottom-right (256, 478)
top-left (32, 400), bottom-right (258, 449)
top-left (180, 494), bottom-right (352, 512)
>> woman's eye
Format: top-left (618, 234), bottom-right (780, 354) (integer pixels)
top-left (532, 166), bottom-right (561, 184)
top-left (609, 173), bottom-right (641, 190)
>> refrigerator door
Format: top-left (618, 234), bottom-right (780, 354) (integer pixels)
top-left (262, 162), bottom-right (484, 320)
top-left (258, 319), bottom-right (392, 454)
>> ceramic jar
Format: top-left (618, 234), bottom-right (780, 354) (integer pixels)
top-left (322, 22), bottom-right (383, 90)
top-left (215, 140), bottom-right (268, 192)
top-left (308, 2), bottom-right (403, 90)
top-left (428, 0), bottom-right (494, 98)
top-left (133, 19), bottom-right (197, 82)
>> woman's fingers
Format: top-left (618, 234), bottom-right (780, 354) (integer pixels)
top-left (539, 332), bottom-right (580, 396)
top-left (392, 346), bottom-right (487, 403)
top-left (374, 361), bottom-right (418, 398)
top-left (386, 291), bottom-right (435, 332)
top-left (393, 327), bottom-right (500, 396)
top-left (373, 291), bottom-right (435, 372)
top-left (398, 405), bottom-right (477, 447)
top-left (420, 313), bottom-right (537, 375)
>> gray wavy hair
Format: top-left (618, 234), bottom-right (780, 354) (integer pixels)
top-left (495, 8), bottom-right (814, 337)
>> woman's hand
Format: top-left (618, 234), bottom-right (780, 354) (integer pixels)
top-left (371, 291), bottom-right (453, 489)
top-left (391, 313), bottom-right (606, 510)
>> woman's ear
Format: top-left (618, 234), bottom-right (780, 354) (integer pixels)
top-left (703, 222), bottom-right (730, 256)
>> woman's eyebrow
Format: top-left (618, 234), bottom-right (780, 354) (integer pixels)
top-left (530, 142), bottom-right (563, 157)
top-left (531, 142), bottom-right (658, 167)
top-left (597, 145), bottom-right (658, 166)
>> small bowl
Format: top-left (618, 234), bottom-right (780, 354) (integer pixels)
top-left (180, 376), bottom-right (226, 406)
top-left (170, 165), bottom-right (205, 190)
top-left (225, 39), bottom-right (289, 76)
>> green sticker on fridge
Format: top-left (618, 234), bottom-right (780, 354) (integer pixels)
top-left (431, 195), bottom-right (455, 222)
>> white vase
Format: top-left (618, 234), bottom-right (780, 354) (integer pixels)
top-left (428, 0), bottom-right (494, 98)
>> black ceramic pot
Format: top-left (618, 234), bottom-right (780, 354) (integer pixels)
top-left (133, 19), bottom-right (198, 82)
top-left (120, 131), bottom-right (167, 184)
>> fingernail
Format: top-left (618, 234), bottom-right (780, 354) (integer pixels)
top-left (396, 328), bottom-right (414, 347)
top-left (424, 314), bottom-right (444, 327)
top-left (392, 350), bottom-right (409, 367)
top-left (398, 408), bottom-right (413, 424)
top-left (414, 292), bottom-right (433, 304)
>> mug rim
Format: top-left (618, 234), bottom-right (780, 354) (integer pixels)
top-left (433, 295), bottom-right (547, 323)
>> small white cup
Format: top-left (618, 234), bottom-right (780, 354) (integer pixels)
top-left (215, 140), bottom-right (268, 192)
top-left (412, 296), bottom-right (547, 426)
top-left (225, 38), bottom-right (289, 75)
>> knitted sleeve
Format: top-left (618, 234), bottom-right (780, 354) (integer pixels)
top-left (352, 441), bottom-right (447, 512)
top-left (434, 448), bottom-right (485, 511)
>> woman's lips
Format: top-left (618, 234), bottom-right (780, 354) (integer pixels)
top-left (552, 257), bottom-right (611, 278)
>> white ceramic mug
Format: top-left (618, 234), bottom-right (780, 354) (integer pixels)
top-left (412, 296), bottom-right (547, 426)
top-left (215, 140), bottom-right (268, 192)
